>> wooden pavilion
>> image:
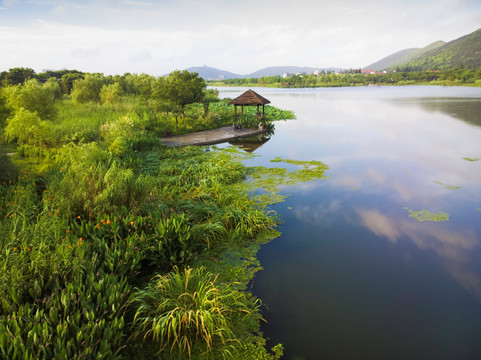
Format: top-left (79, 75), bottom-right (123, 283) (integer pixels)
top-left (228, 89), bottom-right (271, 120)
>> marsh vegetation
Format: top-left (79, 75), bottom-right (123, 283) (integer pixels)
top-left (0, 70), bottom-right (321, 359)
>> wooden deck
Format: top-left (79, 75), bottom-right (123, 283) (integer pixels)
top-left (160, 126), bottom-right (265, 147)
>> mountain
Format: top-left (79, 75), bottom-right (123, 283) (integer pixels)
top-left (364, 41), bottom-right (446, 71)
top-left (184, 65), bottom-right (242, 80)
top-left (399, 28), bottom-right (481, 70)
top-left (244, 66), bottom-right (342, 78)
top-left (184, 65), bottom-right (344, 80)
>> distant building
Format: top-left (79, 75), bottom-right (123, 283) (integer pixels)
top-left (361, 69), bottom-right (376, 74)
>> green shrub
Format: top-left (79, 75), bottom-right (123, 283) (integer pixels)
top-left (4, 79), bottom-right (56, 120)
top-left (4, 108), bottom-right (52, 145)
top-left (48, 143), bottom-right (152, 216)
top-left (43, 77), bottom-right (63, 100)
top-left (71, 74), bottom-right (104, 104)
top-left (101, 83), bottom-right (123, 104)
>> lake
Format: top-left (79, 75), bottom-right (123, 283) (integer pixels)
top-left (215, 86), bottom-right (481, 360)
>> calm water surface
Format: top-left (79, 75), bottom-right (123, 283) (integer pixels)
top-left (216, 86), bottom-right (481, 360)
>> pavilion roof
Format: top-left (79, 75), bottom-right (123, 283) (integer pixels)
top-left (228, 89), bottom-right (271, 105)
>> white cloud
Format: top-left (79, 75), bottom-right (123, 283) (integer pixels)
top-left (0, 0), bottom-right (480, 74)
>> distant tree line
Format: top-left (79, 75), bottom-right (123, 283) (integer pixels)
top-left (0, 67), bottom-right (160, 96)
top-left (214, 68), bottom-right (481, 88)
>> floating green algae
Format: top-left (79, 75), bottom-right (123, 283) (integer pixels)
top-left (246, 157), bottom-right (329, 205)
top-left (403, 207), bottom-right (450, 222)
top-left (434, 180), bottom-right (461, 190)
top-left (463, 157), bottom-right (480, 162)
top-left (213, 149), bottom-right (329, 206)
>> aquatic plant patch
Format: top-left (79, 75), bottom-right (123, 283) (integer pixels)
top-left (403, 207), bottom-right (450, 222)
top-left (433, 180), bottom-right (461, 190)
top-left (244, 157), bottom-right (329, 205)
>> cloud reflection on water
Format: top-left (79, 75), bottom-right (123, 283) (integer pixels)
top-left (357, 208), bottom-right (481, 301)
top-left (292, 200), bottom-right (342, 227)
top-left (357, 209), bottom-right (400, 242)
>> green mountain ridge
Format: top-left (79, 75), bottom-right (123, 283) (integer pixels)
top-left (365, 27), bottom-right (481, 71)
top-left (400, 28), bottom-right (481, 70)
top-left (365, 41), bottom-right (446, 70)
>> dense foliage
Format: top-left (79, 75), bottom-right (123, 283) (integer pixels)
top-left (0, 70), bottom-right (316, 359)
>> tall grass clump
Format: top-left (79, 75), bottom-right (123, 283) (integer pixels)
top-left (46, 143), bottom-right (152, 217)
top-left (130, 266), bottom-right (262, 359)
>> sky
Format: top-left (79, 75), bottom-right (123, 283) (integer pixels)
top-left (0, 0), bottom-right (480, 76)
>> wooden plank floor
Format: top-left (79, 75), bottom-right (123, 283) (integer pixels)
top-left (160, 126), bottom-right (265, 147)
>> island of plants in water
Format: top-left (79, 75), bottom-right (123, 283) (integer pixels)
top-left (0, 69), bottom-right (324, 359)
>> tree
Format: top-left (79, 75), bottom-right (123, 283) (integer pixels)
top-left (0, 89), bottom-right (11, 130)
top-left (202, 88), bottom-right (219, 115)
top-left (61, 72), bottom-right (84, 94)
top-left (153, 70), bottom-right (205, 130)
top-left (100, 82), bottom-right (123, 104)
top-left (71, 73), bottom-right (105, 104)
top-left (43, 77), bottom-right (63, 100)
top-left (2, 67), bottom-right (36, 86)
top-left (4, 108), bottom-right (51, 145)
top-left (4, 79), bottom-right (56, 120)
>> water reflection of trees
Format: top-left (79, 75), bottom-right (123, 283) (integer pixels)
top-left (403, 99), bottom-right (481, 128)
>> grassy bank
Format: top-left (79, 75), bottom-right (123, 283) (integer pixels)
top-left (0, 75), bottom-right (323, 359)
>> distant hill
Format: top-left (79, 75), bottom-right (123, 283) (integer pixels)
top-left (244, 66), bottom-right (342, 78)
top-left (399, 28), bottom-right (481, 70)
top-left (183, 65), bottom-right (344, 80)
top-left (365, 41), bottom-right (445, 71)
top-left (184, 65), bottom-right (242, 80)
